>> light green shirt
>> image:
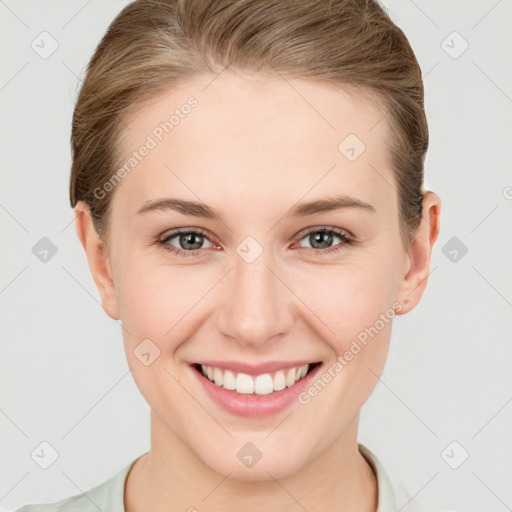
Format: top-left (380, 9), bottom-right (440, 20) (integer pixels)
top-left (15, 443), bottom-right (395, 511)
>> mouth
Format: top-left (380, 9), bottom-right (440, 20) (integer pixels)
top-left (191, 361), bottom-right (322, 395)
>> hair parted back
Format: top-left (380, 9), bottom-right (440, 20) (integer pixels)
top-left (70, 0), bottom-right (428, 250)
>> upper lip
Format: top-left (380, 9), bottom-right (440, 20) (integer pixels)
top-left (193, 360), bottom-right (319, 376)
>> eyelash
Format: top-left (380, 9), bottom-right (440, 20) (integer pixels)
top-left (156, 226), bottom-right (354, 258)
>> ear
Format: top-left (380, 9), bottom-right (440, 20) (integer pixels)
top-left (395, 191), bottom-right (441, 314)
top-left (74, 201), bottom-right (120, 321)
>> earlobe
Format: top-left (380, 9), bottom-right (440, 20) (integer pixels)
top-left (395, 191), bottom-right (441, 315)
top-left (73, 202), bottom-right (120, 321)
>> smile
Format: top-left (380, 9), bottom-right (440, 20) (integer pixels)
top-left (190, 361), bottom-right (323, 417)
top-left (196, 362), bottom-right (320, 395)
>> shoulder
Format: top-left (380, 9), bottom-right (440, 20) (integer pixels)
top-left (13, 492), bottom-right (97, 512)
top-left (13, 454), bottom-right (145, 512)
top-left (358, 442), bottom-right (396, 512)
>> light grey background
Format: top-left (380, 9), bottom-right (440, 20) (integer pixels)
top-left (1, 1), bottom-right (511, 511)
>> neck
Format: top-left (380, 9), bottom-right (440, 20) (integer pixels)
top-left (125, 411), bottom-right (378, 512)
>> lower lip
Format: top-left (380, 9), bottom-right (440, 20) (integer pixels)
top-left (190, 363), bottom-right (322, 418)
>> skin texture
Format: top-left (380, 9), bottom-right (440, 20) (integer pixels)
top-left (74, 71), bottom-right (441, 511)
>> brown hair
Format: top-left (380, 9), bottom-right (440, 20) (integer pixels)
top-left (70, 0), bottom-right (427, 250)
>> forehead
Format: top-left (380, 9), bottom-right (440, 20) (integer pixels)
top-left (111, 72), bottom-right (394, 218)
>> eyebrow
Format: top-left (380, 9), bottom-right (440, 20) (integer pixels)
top-left (135, 194), bottom-right (375, 220)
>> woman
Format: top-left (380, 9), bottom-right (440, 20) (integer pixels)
top-left (17, 0), bottom-right (441, 510)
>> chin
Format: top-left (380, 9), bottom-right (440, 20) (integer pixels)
top-left (198, 444), bottom-right (308, 482)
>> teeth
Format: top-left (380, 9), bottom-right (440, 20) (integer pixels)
top-left (273, 370), bottom-right (286, 391)
top-left (254, 374), bottom-right (274, 395)
top-left (213, 367), bottom-right (223, 386)
top-left (223, 370), bottom-right (236, 390)
top-left (236, 373), bottom-right (254, 394)
top-left (200, 363), bottom-right (311, 395)
top-left (285, 367), bottom-right (296, 387)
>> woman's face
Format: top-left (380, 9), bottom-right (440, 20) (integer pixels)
top-left (78, 72), bottom-right (436, 480)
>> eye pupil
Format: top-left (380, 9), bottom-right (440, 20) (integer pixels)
top-left (311, 231), bottom-right (333, 249)
top-left (181, 232), bottom-right (203, 250)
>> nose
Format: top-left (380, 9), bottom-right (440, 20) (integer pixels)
top-left (217, 246), bottom-right (294, 348)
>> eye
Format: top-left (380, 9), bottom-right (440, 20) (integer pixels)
top-left (156, 226), bottom-right (354, 258)
top-left (295, 227), bottom-right (353, 255)
top-left (156, 228), bottom-right (216, 258)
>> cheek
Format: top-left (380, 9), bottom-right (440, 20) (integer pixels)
top-left (114, 255), bottom-right (193, 335)
top-left (294, 266), bottom-right (397, 413)
top-left (116, 251), bottom-right (399, 343)
top-left (300, 261), bottom-right (396, 327)
top-left (114, 260), bottom-right (216, 384)
top-left (114, 261), bottom-right (203, 415)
